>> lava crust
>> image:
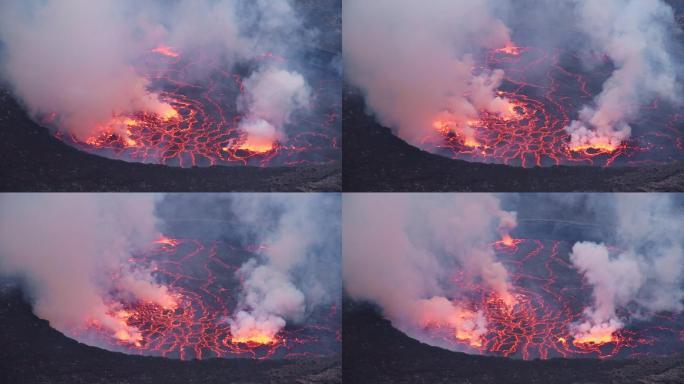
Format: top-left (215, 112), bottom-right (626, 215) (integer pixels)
top-left (343, 87), bottom-right (684, 192)
top-left (0, 288), bottom-right (341, 384)
top-left (342, 300), bottom-right (684, 384)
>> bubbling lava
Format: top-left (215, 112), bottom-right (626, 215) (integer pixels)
top-left (419, 238), bottom-right (684, 360)
top-left (426, 45), bottom-right (683, 167)
top-left (50, 46), bottom-right (339, 167)
top-left (83, 237), bottom-right (340, 360)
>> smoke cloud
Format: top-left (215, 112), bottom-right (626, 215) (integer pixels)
top-left (0, 193), bottom-right (174, 346)
top-left (0, 0), bottom-right (312, 145)
top-left (237, 68), bottom-right (312, 152)
top-left (0, 0), bottom-right (175, 141)
top-left (343, 193), bottom-right (516, 350)
top-left (565, 0), bottom-right (682, 150)
top-left (345, 0), bottom-right (682, 154)
top-left (569, 194), bottom-right (684, 343)
top-left (227, 194), bottom-right (340, 343)
top-left (343, 0), bottom-right (514, 147)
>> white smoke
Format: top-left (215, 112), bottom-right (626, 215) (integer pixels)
top-left (0, 0), bottom-right (310, 144)
top-left (343, 0), bottom-right (514, 148)
top-left (0, 193), bottom-right (174, 346)
top-left (570, 194), bottom-right (684, 342)
top-left (0, 0), bottom-right (174, 141)
top-left (343, 193), bottom-right (516, 351)
top-left (227, 194), bottom-right (339, 343)
top-left (237, 68), bottom-right (312, 151)
top-left (566, 0), bottom-right (682, 150)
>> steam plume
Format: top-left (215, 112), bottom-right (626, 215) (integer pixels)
top-left (343, 0), bottom-right (513, 147)
top-left (566, 0), bottom-right (682, 150)
top-left (0, 194), bottom-right (174, 346)
top-left (0, 0), bottom-right (311, 146)
top-left (345, 0), bottom-right (682, 154)
top-left (343, 194), bottom-right (516, 350)
top-left (570, 194), bottom-right (684, 343)
top-left (227, 194), bottom-right (340, 343)
top-left (237, 68), bottom-right (312, 152)
top-left (0, 0), bottom-right (174, 141)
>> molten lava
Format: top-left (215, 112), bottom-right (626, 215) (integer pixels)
top-left (500, 234), bottom-right (515, 247)
top-left (52, 50), bottom-right (339, 167)
top-left (237, 138), bottom-right (276, 154)
top-left (495, 43), bottom-right (525, 56)
top-left (456, 328), bottom-right (484, 349)
top-left (434, 238), bottom-right (684, 359)
top-left (569, 142), bottom-right (620, 154)
top-left (152, 44), bottom-right (180, 58)
top-left (230, 333), bottom-right (277, 346)
top-left (431, 46), bottom-right (683, 167)
top-left (82, 237), bottom-right (339, 360)
top-left (572, 331), bottom-right (617, 347)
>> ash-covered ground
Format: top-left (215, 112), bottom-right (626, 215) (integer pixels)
top-left (0, 0), bottom-right (341, 192)
top-left (0, 288), bottom-right (340, 384)
top-left (343, 87), bottom-right (684, 192)
top-left (343, 300), bottom-right (684, 384)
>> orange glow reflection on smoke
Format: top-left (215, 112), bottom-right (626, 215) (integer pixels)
top-left (152, 44), bottom-right (180, 58)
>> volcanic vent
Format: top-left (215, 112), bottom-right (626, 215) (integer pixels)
top-left (343, 194), bottom-right (684, 361)
top-left (49, 51), bottom-right (340, 168)
top-left (431, 46), bottom-right (684, 167)
top-left (441, 236), bottom-right (684, 359)
top-left (344, 0), bottom-right (684, 169)
top-left (0, 0), bottom-right (341, 169)
top-left (93, 236), bottom-right (340, 360)
top-left (0, 194), bottom-right (341, 361)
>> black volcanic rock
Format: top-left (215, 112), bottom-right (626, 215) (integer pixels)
top-left (342, 88), bottom-right (684, 192)
top-left (342, 299), bottom-right (684, 384)
top-left (0, 288), bottom-right (341, 384)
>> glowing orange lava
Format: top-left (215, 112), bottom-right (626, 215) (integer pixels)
top-left (569, 142), bottom-right (620, 154)
top-left (53, 51), bottom-right (339, 167)
top-left (231, 333), bottom-right (277, 346)
top-left (80, 237), bottom-right (339, 360)
top-left (159, 105), bottom-right (180, 121)
top-left (431, 46), bottom-right (684, 167)
top-left (501, 234), bottom-right (514, 247)
top-left (572, 332), bottom-right (616, 347)
top-left (155, 236), bottom-right (179, 247)
top-left (237, 138), bottom-right (276, 153)
top-left (112, 310), bottom-right (143, 347)
top-left (495, 43), bottom-right (525, 56)
top-left (152, 44), bottom-right (180, 58)
top-left (436, 238), bottom-right (684, 359)
top-left (431, 119), bottom-right (481, 148)
top-left (456, 329), bottom-right (483, 349)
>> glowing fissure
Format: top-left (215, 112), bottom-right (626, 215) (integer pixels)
top-left (430, 46), bottom-right (682, 167)
top-left (51, 51), bottom-right (338, 167)
top-left (429, 238), bottom-right (684, 359)
top-left (82, 237), bottom-right (339, 360)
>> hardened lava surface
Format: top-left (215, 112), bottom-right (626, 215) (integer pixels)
top-left (52, 51), bottom-right (340, 168)
top-left (427, 238), bottom-right (684, 360)
top-left (88, 237), bottom-right (340, 360)
top-left (431, 47), bottom-right (683, 168)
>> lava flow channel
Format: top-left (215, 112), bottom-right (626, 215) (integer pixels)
top-left (86, 237), bottom-right (340, 360)
top-left (429, 46), bottom-right (684, 167)
top-left (52, 49), bottom-right (340, 167)
top-left (437, 238), bottom-right (684, 359)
